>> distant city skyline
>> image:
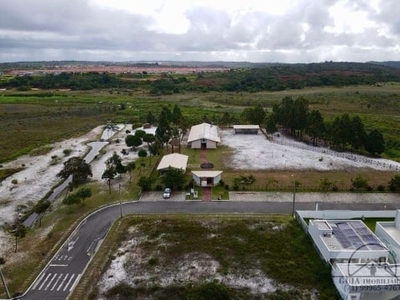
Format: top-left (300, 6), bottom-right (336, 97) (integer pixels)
top-left (0, 0), bottom-right (399, 63)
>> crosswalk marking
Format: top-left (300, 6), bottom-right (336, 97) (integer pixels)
top-left (51, 273), bottom-right (63, 291)
top-left (31, 272), bottom-right (45, 290)
top-left (45, 273), bottom-right (57, 290)
top-left (58, 273), bottom-right (70, 291)
top-left (64, 274), bottom-right (76, 292)
top-left (32, 272), bottom-right (79, 292)
top-left (38, 273), bottom-right (52, 290)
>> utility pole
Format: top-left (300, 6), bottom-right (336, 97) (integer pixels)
top-left (0, 268), bottom-right (10, 298)
top-left (119, 184), bottom-right (123, 218)
top-left (291, 174), bottom-right (296, 217)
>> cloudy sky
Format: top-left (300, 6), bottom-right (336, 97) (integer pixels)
top-left (0, 0), bottom-right (399, 63)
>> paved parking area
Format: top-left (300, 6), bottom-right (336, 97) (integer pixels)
top-left (140, 191), bottom-right (186, 202)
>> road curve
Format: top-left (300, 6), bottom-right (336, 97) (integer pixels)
top-left (19, 200), bottom-right (400, 300)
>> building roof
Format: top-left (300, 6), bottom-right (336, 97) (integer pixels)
top-left (233, 125), bottom-right (260, 130)
top-left (187, 123), bottom-right (220, 143)
top-left (312, 220), bottom-right (386, 251)
top-left (191, 170), bottom-right (223, 178)
top-left (157, 153), bottom-right (188, 171)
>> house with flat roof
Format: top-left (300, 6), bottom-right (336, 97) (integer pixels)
top-left (156, 153), bottom-right (188, 174)
top-left (308, 216), bottom-right (400, 300)
top-left (187, 123), bottom-right (220, 149)
top-left (309, 219), bottom-right (389, 264)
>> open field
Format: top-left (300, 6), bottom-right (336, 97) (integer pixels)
top-left (0, 85), bottom-right (400, 298)
top-left (78, 215), bottom-right (338, 300)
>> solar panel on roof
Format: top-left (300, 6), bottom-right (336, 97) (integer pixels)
top-left (332, 226), bottom-right (352, 248)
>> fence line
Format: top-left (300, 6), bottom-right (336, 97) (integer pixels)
top-left (271, 138), bottom-right (400, 171)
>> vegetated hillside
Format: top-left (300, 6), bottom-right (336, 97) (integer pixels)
top-left (370, 61), bottom-right (400, 69)
top-left (1, 61), bottom-right (400, 93)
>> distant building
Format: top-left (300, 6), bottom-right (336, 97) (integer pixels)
top-left (187, 123), bottom-right (220, 149)
top-left (233, 125), bottom-right (260, 134)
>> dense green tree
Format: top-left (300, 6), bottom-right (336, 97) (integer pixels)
top-left (155, 107), bottom-right (171, 145)
top-left (76, 187), bottom-right (92, 201)
top-left (265, 115), bottom-right (277, 134)
top-left (365, 129), bottom-right (385, 155)
top-left (273, 96), bottom-right (295, 134)
top-left (134, 129), bottom-right (146, 139)
top-left (327, 114), bottom-right (352, 149)
top-left (102, 166), bottom-right (117, 193)
top-left (33, 199), bottom-right (51, 214)
top-left (161, 167), bottom-right (187, 190)
top-left (137, 176), bottom-right (155, 191)
top-left (350, 116), bottom-right (366, 151)
top-left (171, 104), bottom-right (184, 124)
top-left (138, 149), bottom-right (147, 158)
top-left (306, 110), bottom-right (325, 146)
top-left (57, 157), bottom-right (92, 188)
top-left (292, 97), bottom-right (309, 139)
top-left (125, 135), bottom-right (142, 149)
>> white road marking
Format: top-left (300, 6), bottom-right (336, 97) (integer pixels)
top-left (38, 273), bottom-right (52, 290)
top-left (57, 273), bottom-right (70, 291)
top-left (51, 273), bottom-right (63, 291)
top-left (64, 273), bottom-right (76, 291)
top-left (45, 273), bottom-right (58, 290)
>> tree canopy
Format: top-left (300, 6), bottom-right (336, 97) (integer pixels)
top-left (57, 156), bottom-right (92, 188)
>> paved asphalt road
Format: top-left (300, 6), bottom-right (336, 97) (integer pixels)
top-left (20, 200), bottom-right (400, 300)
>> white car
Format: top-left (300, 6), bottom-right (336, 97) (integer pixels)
top-left (163, 188), bottom-right (171, 199)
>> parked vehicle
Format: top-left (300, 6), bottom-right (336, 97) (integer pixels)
top-left (163, 188), bottom-right (171, 199)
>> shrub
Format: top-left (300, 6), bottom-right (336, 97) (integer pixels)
top-left (351, 175), bottom-right (369, 191)
top-left (11, 179), bottom-right (18, 184)
top-left (63, 149), bottom-right (72, 156)
top-left (377, 185), bottom-right (385, 192)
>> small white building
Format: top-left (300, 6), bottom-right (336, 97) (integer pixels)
top-left (233, 125), bottom-right (260, 134)
top-left (187, 123), bottom-right (220, 149)
top-left (191, 170), bottom-right (222, 187)
top-left (156, 153), bottom-right (188, 174)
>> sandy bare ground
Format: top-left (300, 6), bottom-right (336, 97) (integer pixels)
top-left (1, 124), bottom-right (400, 276)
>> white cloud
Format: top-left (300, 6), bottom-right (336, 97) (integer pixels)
top-left (0, 0), bottom-right (399, 62)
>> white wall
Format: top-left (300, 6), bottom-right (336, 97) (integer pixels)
top-left (298, 210), bottom-right (396, 221)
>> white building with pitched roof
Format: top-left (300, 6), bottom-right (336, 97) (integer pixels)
top-left (156, 153), bottom-right (188, 174)
top-left (187, 123), bottom-right (220, 149)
